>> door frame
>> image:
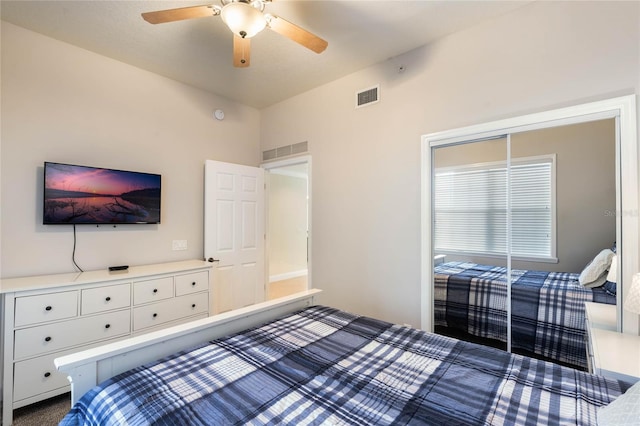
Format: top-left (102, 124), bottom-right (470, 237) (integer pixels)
top-left (262, 155), bottom-right (312, 293)
top-left (421, 95), bottom-right (638, 334)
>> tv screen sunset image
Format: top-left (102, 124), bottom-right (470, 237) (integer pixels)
top-left (43, 162), bottom-right (161, 224)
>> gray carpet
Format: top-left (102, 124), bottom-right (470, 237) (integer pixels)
top-left (12, 393), bottom-right (71, 426)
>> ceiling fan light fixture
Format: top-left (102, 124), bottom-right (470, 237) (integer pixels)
top-left (220, 2), bottom-right (266, 38)
top-left (141, 0), bottom-right (327, 67)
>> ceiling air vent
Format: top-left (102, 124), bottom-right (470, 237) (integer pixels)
top-left (356, 84), bottom-right (380, 108)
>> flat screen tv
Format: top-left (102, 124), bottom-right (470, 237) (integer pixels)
top-left (43, 162), bottom-right (161, 225)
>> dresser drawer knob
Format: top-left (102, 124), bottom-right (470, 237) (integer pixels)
top-left (153, 289), bottom-right (158, 293)
top-left (191, 304), bottom-right (196, 308)
top-left (45, 306), bottom-right (52, 311)
top-left (105, 296), bottom-right (111, 302)
top-left (105, 324), bottom-right (111, 329)
top-left (44, 372), bottom-right (51, 378)
top-left (153, 313), bottom-right (158, 318)
top-left (44, 336), bottom-right (52, 342)
top-left (191, 282), bottom-right (196, 286)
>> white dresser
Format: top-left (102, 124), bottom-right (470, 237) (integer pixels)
top-left (1, 260), bottom-right (213, 425)
top-left (584, 301), bottom-right (640, 383)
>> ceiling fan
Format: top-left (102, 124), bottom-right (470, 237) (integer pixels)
top-left (142, 0), bottom-right (328, 68)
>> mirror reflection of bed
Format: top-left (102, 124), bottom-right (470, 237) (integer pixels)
top-left (432, 119), bottom-right (617, 370)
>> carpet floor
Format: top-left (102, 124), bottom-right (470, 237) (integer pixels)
top-left (12, 393), bottom-right (70, 425)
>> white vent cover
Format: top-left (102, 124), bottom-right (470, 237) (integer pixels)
top-left (263, 141), bottom-right (308, 161)
top-left (356, 84), bottom-right (380, 108)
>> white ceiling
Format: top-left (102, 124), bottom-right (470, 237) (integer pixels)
top-left (1, 0), bottom-right (531, 109)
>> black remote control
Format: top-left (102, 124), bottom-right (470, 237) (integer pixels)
top-left (109, 265), bottom-right (129, 271)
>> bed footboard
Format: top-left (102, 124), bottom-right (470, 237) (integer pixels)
top-left (55, 289), bottom-right (322, 405)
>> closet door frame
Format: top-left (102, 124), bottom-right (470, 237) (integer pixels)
top-left (421, 95), bottom-right (638, 335)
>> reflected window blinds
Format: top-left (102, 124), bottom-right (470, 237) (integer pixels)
top-left (434, 156), bottom-right (554, 260)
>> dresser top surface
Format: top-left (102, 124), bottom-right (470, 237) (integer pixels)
top-left (0, 260), bottom-right (213, 294)
top-left (584, 301), bottom-right (617, 330)
top-left (591, 327), bottom-right (640, 380)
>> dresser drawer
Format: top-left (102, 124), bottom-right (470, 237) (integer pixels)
top-left (13, 353), bottom-right (70, 401)
top-left (13, 335), bottom-right (125, 402)
top-left (14, 310), bottom-right (131, 359)
top-left (175, 271), bottom-right (209, 296)
top-left (15, 291), bottom-right (78, 327)
top-left (133, 277), bottom-right (174, 305)
top-left (82, 283), bottom-right (131, 315)
top-left (133, 292), bottom-right (208, 331)
top-left (132, 313), bottom-right (209, 336)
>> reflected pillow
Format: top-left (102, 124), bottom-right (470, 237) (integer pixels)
top-left (597, 380), bottom-right (640, 425)
top-left (604, 254), bottom-right (618, 295)
top-left (607, 254), bottom-right (618, 283)
top-left (579, 248), bottom-right (615, 288)
top-left (604, 281), bottom-right (617, 296)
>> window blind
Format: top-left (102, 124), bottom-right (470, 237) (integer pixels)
top-left (434, 159), bottom-right (553, 259)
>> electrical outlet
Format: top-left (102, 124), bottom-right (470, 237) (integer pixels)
top-left (172, 240), bottom-right (188, 251)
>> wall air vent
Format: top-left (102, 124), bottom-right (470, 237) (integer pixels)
top-left (356, 84), bottom-right (380, 108)
top-left (263, 149), bottom-right (277, 161)
top-left (263, 141), bottom-right (308, 161)
top-left (291, 141), bottom-right (308, 155)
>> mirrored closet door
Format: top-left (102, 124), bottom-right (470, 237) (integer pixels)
top-left (423, 96), bottom-right (638, 370)
top-left (432, 136), bottom-right (510, 352)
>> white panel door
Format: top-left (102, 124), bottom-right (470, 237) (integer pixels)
top-left (204, 160), bottom-right (265, 313)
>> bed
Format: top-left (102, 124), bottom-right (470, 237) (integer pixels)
top-left (434, 261), bottom-right (616, 370)
top-left (56, 290), bottom-right (633, 425)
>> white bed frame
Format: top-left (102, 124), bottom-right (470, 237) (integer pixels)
top-left (55, 289), bottom-right (322, 406)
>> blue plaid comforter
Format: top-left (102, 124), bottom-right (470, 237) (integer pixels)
top-left (60, 305), bottom-right (628, 425)
top-left (434, 261), bottom-right (616, 369)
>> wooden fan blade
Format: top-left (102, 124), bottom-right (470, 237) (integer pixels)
top-left (142, 5), bottom-right (217, 24)
top-left (233, 35), bottom-right (251, 68)
top-left (267, 16), bottom-right (328, 54)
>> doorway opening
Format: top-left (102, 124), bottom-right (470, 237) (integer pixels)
top-left (262, 156), bottom-right (311, 300)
